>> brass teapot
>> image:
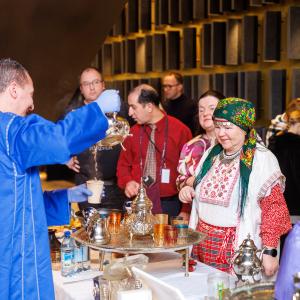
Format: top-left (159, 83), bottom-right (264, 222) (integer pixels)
top-left (97, 112), bottom-right (130, 149)
top-left (232, 234), bottom-right (266, 284)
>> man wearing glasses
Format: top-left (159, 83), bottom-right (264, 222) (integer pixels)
top-left (162, 72), bottom-right (197, 135)
top-left (66, 67), bottom-right (127, 211)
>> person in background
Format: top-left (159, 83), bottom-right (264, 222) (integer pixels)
top-left (66, 67), bottom-right (127, 211)
top-left (179, 98), bottom-right (291, 277)
top-left (265, 113), bottom-right (287, 147)
top-left (117, 84), bottom-right (192, 218)
top-left (0, 58), bottom-right (120, 300)
top-left (161, 72), bottom-right (197, 135)
top-left (176, 90), bottom-right (225, 221)
top-left (269, 99), bottom-right (300, 231)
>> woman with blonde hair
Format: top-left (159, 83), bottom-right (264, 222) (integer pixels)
top-left (269, 98), bottom-right (300, 224)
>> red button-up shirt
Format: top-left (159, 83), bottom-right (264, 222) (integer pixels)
top-left (117, 114), bottom-right (192, 197)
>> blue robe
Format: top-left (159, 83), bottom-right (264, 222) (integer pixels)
top-left (0, 103), bottom-right (108, 300)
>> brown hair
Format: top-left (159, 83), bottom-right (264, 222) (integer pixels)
top-left (163, 72), bottom-right (183, 85)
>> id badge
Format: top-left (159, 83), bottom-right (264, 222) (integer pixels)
top-left (161, 168), bottom-right (170, 183)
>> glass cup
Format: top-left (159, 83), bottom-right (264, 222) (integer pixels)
top-left (86, 180), bottom-right (104, 204)
top-left (153, 223), bottom-right (165, 246)
top-left (108, 212), bottom-right (122, 234)
top-left (164, 225), bottom-right (178, 246)
top-left (155, 213), bottom-right (168, 224)
top-left (207, 272), bottom-right (229, 300)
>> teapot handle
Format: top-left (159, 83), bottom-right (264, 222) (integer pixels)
top-left (231, 249), bottom-right (240, 265)
top-left (256, 246), bottom-right (267, 261)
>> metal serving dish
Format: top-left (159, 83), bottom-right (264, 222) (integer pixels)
top-left (72, 227), bottom-right (205, 254)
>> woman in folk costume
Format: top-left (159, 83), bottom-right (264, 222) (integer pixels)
top-left (179, 98), bottom-right (291, 276)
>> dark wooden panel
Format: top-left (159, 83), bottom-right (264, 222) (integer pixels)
top-left (166, 31), bottom-right (180, 70)
top-left (292, 68), bottom-right (300, 98)
top-left (264, 11), bottom-right (281, 62)
top-left (102, 44), bottom-right (112, 76)
top-left (238, 72), bottom-right (245, 98)
top-left (183, 28), bottom-right (197, 69)
top-left (226, 19), bottom-right (241, 65)
top-left (208, 0), bottom-right (221, 15)
top-left (213, 73), bottom-right (224, 95)
top-left (221, 0), bottom-right (232, 12)
top-left (194, 74), bottom-right (211, 98)
top-left (112, 42), bottom-right (122, 74)
top-left (135, 36), bottom-right (152, 73)
top-left (139, 0), bottom-right (151, 31)
top-left (231, 0), bottom-right (247, 11)
top-left (244, 71), bottom-right (261, 117)
top-left (179, 0), bottom-right (193, 23)
top-left (136, 38), bottom-right (146, 73)
top-left (262, 0), bottom-right (280, 3)
top-left (193, 0), bottom-right (206, 20)
top-left (242, 16), bottom-right (258, 63)
top-left (152, 34), bottom-right (166, 71)
top-left (168, 0), bottom-right (180, 25)
top-left (125, 39), bottom-right (136, 73)
top-left (126, 0), bottom-right (139, 34)
top-left (155, 0), bottom-right (169, 26)
top-left (149, 78), bottom-right (162, 96)
top-left (269, 69), bottom-right (286, 118)
top-left (212, 22), bottom-right (226, 65)
top-left (183, 75), bottom-right (193, 99)
top-left (249, 0), bottom-right (262, 7)
top-left (224, 72), bottom-right (238, 97)
top-left (201, 23), bottom-right (212, 67)
top-left (287, 6), bottom-right (300, 59)
top-left (114, 80), bottom-right (126, 101)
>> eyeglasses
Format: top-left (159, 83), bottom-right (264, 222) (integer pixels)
top-left (162, 83), bottom-right (180, 89)
top-left (80, 79), bottom-right (103, 88)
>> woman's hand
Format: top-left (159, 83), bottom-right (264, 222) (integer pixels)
top-left (65, 156), bottom-right (80, 173)
top-left (262, 254), bottom-right (279, 277)
top-left (179, 186), bottom-right (195, 203)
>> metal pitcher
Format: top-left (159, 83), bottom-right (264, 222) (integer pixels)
top-left (97, 112), bottom-right (130, 149)
top-left (89, 216), bottom-right (111, 244)
top-left (232, 234), bottom-right (266, 284)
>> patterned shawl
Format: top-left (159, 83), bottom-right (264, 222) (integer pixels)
top-left (194, 97), bottom-right (257, 216)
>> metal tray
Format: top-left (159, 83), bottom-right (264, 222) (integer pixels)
top-left (72, 227), bottom-right (205, 254)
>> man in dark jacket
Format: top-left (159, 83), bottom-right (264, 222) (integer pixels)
top-left (161, 72), bottom-right (197, 135)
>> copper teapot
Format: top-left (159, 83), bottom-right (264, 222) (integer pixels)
top-left (232, 234), bottom-right (266, 284)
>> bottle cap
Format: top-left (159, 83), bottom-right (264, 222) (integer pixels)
top-left (64, 231), bottom-right (71, 237)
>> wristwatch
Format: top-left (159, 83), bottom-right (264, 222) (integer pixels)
top-left (263, 248), bottom-right (278, 257)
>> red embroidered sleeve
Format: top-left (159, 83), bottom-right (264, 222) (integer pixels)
top-left (260, 184), bottom-right (292, 247)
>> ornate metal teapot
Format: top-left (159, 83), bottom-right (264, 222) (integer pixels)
top-left (232, 234), bottom-right (266, 284)
top-left (124, 180), bottom-right (157, 241)
top-left (97, 112), bottom-right (130, 149)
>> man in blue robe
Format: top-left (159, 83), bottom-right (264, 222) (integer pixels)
top-left (0, 58), bottom-right (120, 300)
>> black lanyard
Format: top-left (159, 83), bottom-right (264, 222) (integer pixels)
top-left (139, 117), bottom-right (169, 178)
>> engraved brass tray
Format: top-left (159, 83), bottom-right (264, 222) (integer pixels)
top-left (72, 227), bottom-right (205, 254)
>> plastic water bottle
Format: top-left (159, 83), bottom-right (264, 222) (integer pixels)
top-left (71, 228), bottom-right (90, 272)
top-left (81, 244), bottom-right (90, 271)
top-left (61, 231), bottom-right (75, 276)
top-left (72, 229), bottom-right (82, 273)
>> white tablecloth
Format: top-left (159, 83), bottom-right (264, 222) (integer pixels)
top-left (53, 252), bottom-right (235, 300)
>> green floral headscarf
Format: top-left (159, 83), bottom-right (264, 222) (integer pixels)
top-left (194, 98), bottom-right (257, 216)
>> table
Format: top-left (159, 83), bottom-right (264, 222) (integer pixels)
top-left (53, 252), bottom-right (235, 300)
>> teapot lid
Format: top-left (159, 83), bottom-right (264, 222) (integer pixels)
top-left (240, 233), bottom-right (257, 250)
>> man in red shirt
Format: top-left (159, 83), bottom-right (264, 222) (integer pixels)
top-left (117, 84), bottom-right (192, 217)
